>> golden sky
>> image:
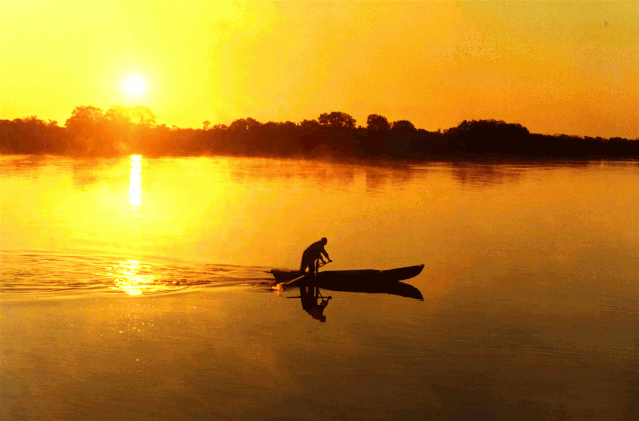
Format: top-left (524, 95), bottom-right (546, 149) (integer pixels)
top-left (1, 1), bottom-right (637, 138)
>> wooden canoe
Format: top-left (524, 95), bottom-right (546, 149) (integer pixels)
top-left (269, 264), bottom-right (424, 284)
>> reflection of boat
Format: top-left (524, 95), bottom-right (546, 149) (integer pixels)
top-left (270, 264), bottom-right (425, 300)
top-left (318, 280), bottom-right (423, 300)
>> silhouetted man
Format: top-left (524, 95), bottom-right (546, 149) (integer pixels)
top-left (300, 237), bottom-right (331, 275)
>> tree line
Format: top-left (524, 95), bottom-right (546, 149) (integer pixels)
top-left (2, 105), bottom-right (638, 159)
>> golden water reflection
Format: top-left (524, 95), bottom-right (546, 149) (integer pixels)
top-left (111, 260), bottom-right (168, 296)
top-left (129, 155), bottom-right (142, 209)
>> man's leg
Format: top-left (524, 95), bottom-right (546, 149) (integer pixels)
top-left (300, 254), bottom-right (312, 273)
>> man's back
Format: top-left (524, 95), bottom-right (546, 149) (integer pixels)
top-left (305, 240), bottom-right (325, 255)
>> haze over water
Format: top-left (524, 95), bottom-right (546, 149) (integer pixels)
top-left (1, 155), bottom-right (638, 420)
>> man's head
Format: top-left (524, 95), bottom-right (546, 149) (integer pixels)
top-left (321, 237), bottom-right (327, 245)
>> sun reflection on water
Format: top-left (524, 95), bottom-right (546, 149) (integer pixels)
top-left (111, 260), bottom-right (168, 296)
top-left (129, 155), bottom-right (142, 209)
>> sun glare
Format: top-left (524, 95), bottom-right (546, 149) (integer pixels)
top-left (125, 76), bottom-right (145, 96)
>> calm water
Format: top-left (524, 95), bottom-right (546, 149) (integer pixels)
top-left (1, 155), bottom-right (639, 420)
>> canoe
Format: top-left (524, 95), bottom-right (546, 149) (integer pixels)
top-left (270, 264), bottom-right (424, 300)
top-left (269, 264), bottom-right (424, 285)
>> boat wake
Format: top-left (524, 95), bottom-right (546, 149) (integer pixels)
top-left (0, 250), bottom-right (274, 299)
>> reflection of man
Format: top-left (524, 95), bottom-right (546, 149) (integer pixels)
top-left (300, 238), bottom-right (332, 275)
top-left (300, 285), bottom-right (331, 322)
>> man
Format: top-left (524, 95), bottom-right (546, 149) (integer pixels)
top-left (300, 237), bottom-right (332, 275)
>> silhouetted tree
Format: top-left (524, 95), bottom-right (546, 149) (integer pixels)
top-left (3, 105), bottom-right (639, 159)
top-left (367, 114), bottom-right (391, 132)
top-left (128, 106), bottom-right (156, 126)
top-left (318, 112), bottom-right (356, 129)
top-left (299, 119), bottom-right (321, 132)
top-left (297, 119), bottom-right (323, 152)
top-left (0, 117), bottom-right (69, 154)
top-left (65, 106), bottom-right (117, 155)
top-left (391, 120), bottom-right (416, 132)
top-left (229, 117), bottom-right (261, 132)
top-left (104, 105), bottom-right (135, 152)
top-left (223, 118), bottom-right (261, 155)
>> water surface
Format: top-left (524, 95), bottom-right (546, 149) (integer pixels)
top-left (1, 155), bottom-right (638, 420)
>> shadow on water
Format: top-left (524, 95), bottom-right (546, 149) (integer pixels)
top-left (450, 162), bottom-right (524, 187)
top-left (227, 156), bottom-right (419, 196)
top-left (0, 154), bottom-right (50, 178)
top-left (280, 278), bottom-right (423, 323)
top-left (448, 160), bottom-right (597, 188)
top-left (312, 278), bottom-right (423, 300)
top-left (289, 284), bottom-right (333, 323)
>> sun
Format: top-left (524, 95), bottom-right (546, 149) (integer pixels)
top-left (125, 76), bottom-right (145, 96)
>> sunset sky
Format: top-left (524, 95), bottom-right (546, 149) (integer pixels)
top-left (1, 1), bottom-right (637, 138)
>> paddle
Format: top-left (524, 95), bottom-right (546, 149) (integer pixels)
top-left (278, 260), bottom-right (332, 288)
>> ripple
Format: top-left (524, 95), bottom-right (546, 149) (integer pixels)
top-left (0, 250), bottom-right (273, 299)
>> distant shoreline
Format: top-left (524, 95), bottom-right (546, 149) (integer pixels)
top-left (2, 107), bottom-right (638, 159)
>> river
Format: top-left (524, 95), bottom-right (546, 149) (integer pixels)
top-left (1, 155), bottom-right (638, 420)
